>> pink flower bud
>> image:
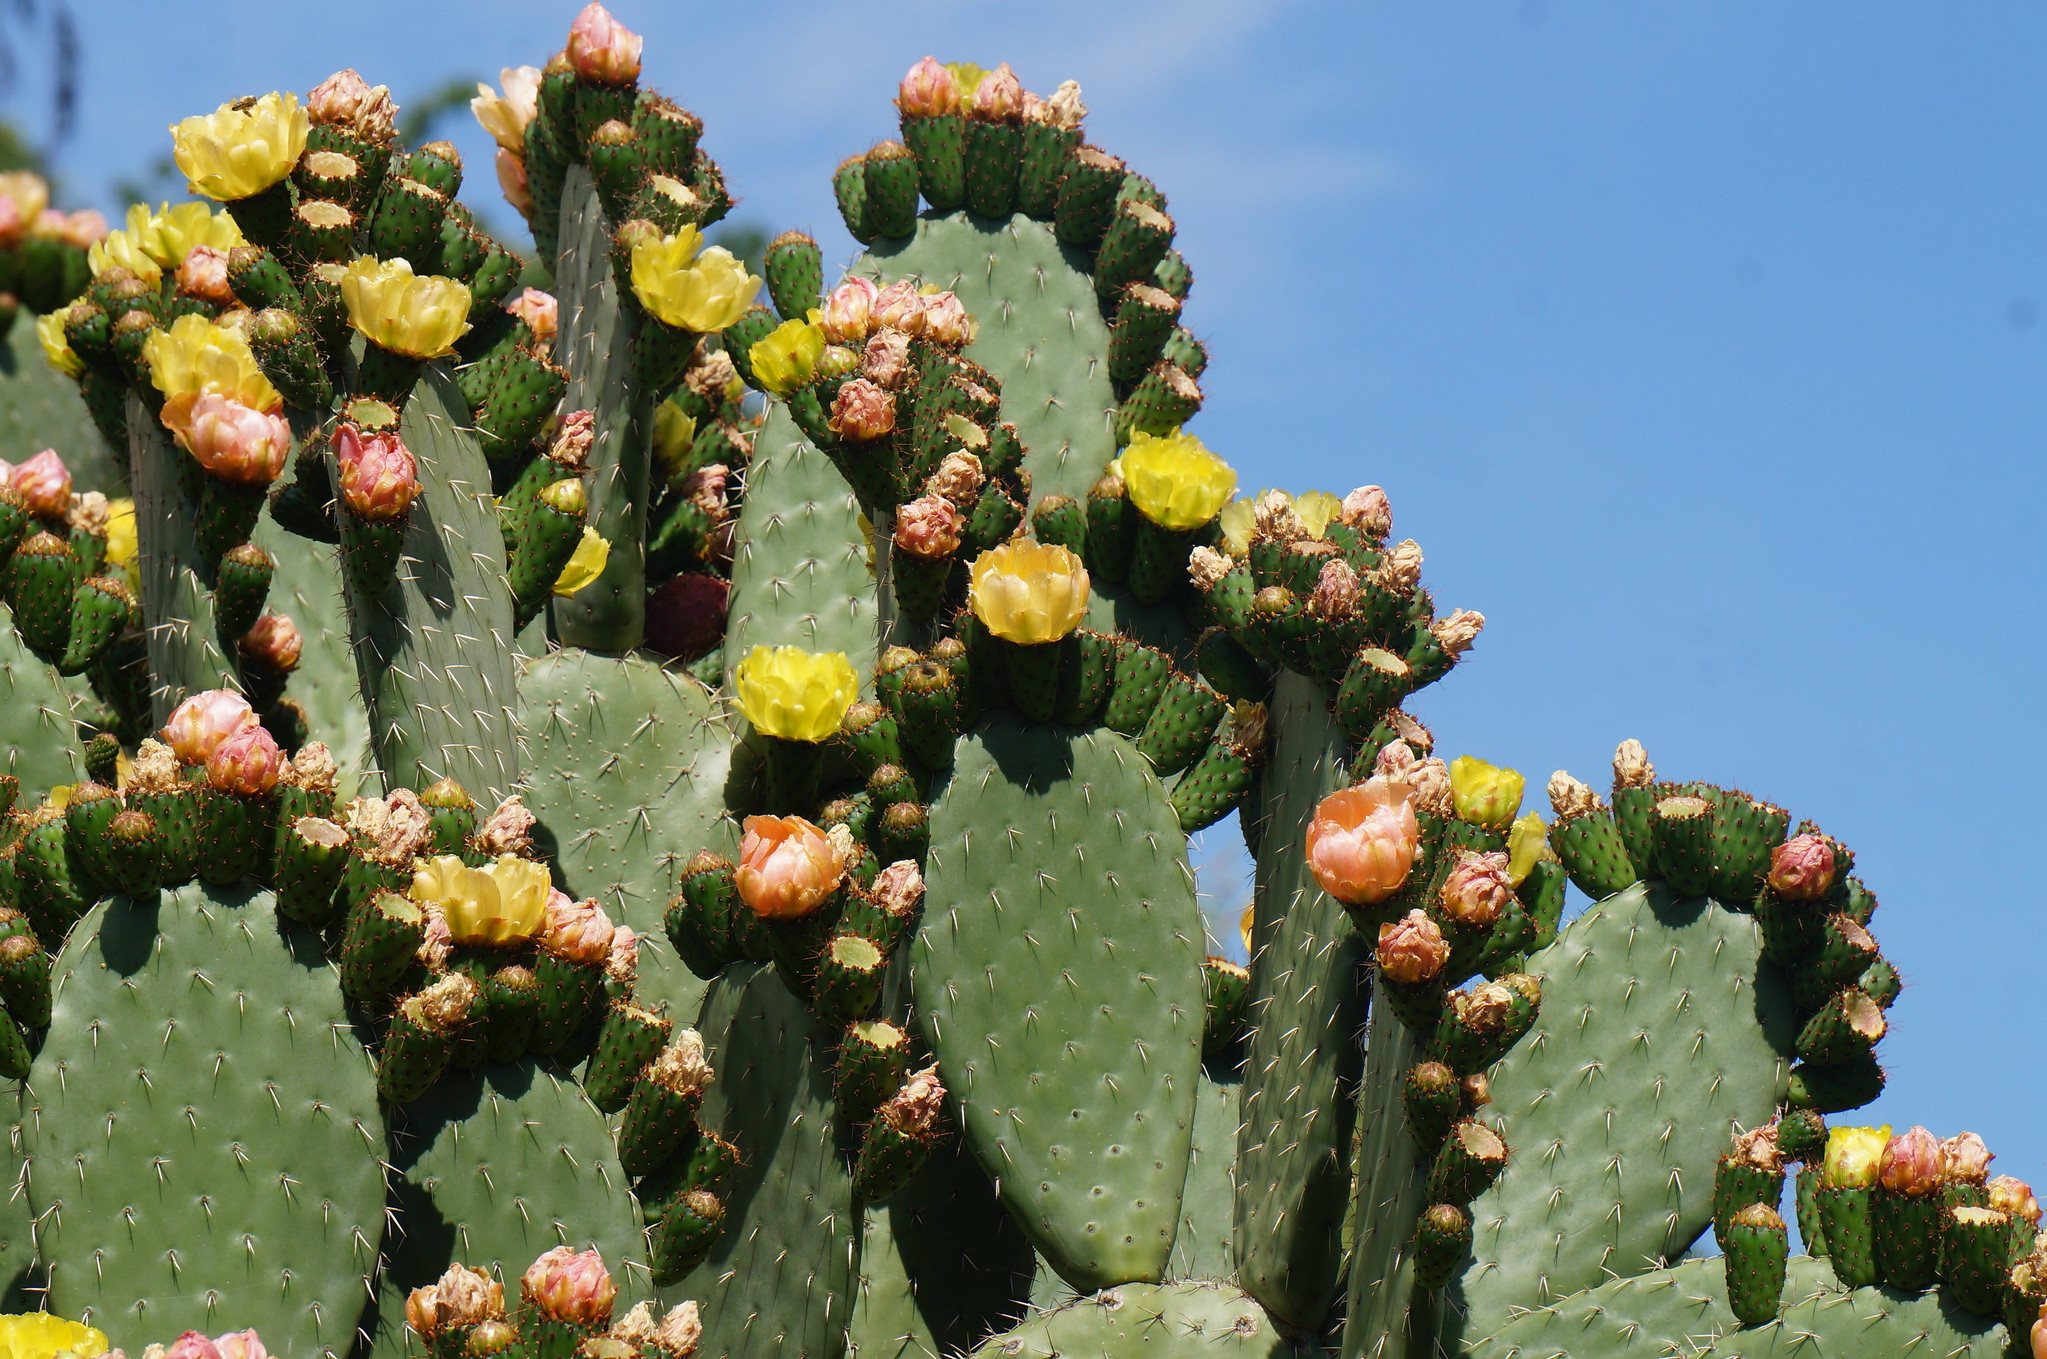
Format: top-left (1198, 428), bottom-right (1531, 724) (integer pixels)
top-left (916, 290), bottom-right (976, 347)
top-left (211, 1331), bottom-right (270, 1359)
top-left (971, 63), bottom-right (1024, 121)
top-left (892, 494), bottom-right (963, 560)
top-left (735, 815), bottom-right (846, 919)
top-left (521, 1245), bottom-right (618, 1324)
top-left (1308, 559), bottom-right (1359, 622)
top-left (897, 56), bottom-right (960, 118)
top-left (1376, 909), bottom-right (1450, 985)
top-left (1942, 1132), bottom-right (1994, 1184)
top-left (1767, 834), bottom-right (1837, 901)
top-left (1437, 851), bottom-right (1514, 928)
top-left (166, 1333), bottom-right (223, 1359)
top-left (175, 244), bottom-right (235, 305)
top-left (924, 450), bottom-right (985, 508)
top-left (308, 69), bottom-right (397, 142)
top-left (861, 329), bottom-right (913, 389)
top-left (828, 378), bottom-right (896, 443)
top-left (820, 276), bottom-right (877, 344)
top-left (163, 688), bottom-right (257, 764)
top-left (334, 422), bottom-right (420, 522)
top-left (1305, 776), bottom-right (1419, 906)
top-left (495, 148), bottom-right (533, 215)
top-left (206, 720), bottom-right (284, 796)
top-left (565, 3), bottom-right (643, 86)
top-left (1878, 1126), bottom-right (1946, 1197)
top-left (1341, 485), bottom-right (1391, 537)
top-left (184, 393), bottom-right (292, 485)
top-left (543, 892), bottom-right (616, 966)
top-left (41, 208), bottom-right (106, 249)
top-left (476, 795), bottom-right (536, 856)
top-left (606, 924), bottom-right (638, 984)
top-left (872, 280), bottom-right (924, 334)
top-left (682, 463), bottom-right (729, 519)
top-left (241, 613), bottom-right (303, 671)
top-left (506, 287), bottom-right (558, 344)
top-left (1990, 1175), bottom-right (2041, 1225)
top-left (10, 448), bottom-right (70, 519)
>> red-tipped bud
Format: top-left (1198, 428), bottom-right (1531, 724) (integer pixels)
top-left (520, 1245), bottom-right (618, 1323)
top-left (1375, 909), bottom-right (1450, 985)
top-left (1767, 834), bottom-right (1837, 901)
top-left (506, 287), bottom-right (558, 345)
top-left (892, 494), bottom-right (963, 560)
top-left (1878, 1126), bottom-right (1945, 1197)
top-left (334, 422), bottom-right (420, 521)
top-left (206, 720), bottom-right (284, 796)
top-left (1437, 850), bottom-right (1513, 928)
top-left (896, 56), bottom-right (959, 118)
top-left (241, 613), bottom-right (303, 671)
top-left (166, 1333), bottom-right (223, 1359)
top-left (565, 3), bottom-right (643, 86)
top-left (308, 69), bottom-right (397, 142)
top-left (820, 275), bottom-right (876, 345)
top-left (163, 688), bottom-right (257, 764)
top-left (10, 448), bottom-right (69, 519)
top-left (828, 378), bottom-right (896, 443)
top-left (542, 890), bottom-right (616, 966)
top-left (177, 244), bottom-right (235, 305)
top-left (971, 62), bottom-right (1024, 121)
top-left (1989, 1175), bottom-right (2041, 1226)
top-left (186, 393), bottom-right (292, 485)
top-left (1307, 559), bottom-right (1359, 622)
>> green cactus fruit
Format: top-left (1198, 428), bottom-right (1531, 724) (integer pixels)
top-left (367, 176), bottom-right (449, 265)
top-left (1707, 793), bottom-right (1790, 904)
top-left (918, 715), bottom-right (1203, 1290)
top-left (1334, 648), bottom-right (1412, 740)
top-left (1545, 805), bottom-right (1637, 902)
top-left (248, 307), bottom-right (334, 409)
top-left (834, 153), bottom-right (876, 244)
top-left (667, 853), bottom-right (743, 980)
top-left (813, 930), bottom-right (888, 1025)
top-left (341, 890), bottom-right (426, 1002)
top-left (1778, 1107), bottom-right (1827, 1163)
top-left (409, 777), bottom-right (473, 857)
top-left (226, 243), bottom-right (304, 313)
top-left (1433, 978), bottom-right (1540, 1074)
top-left (195, 782), bottom-right (266, 886)
top-left (0, 1014), bottom-right (27, 1080)
top-left (586, 1000), bottom-right (673, 1113)
top-left (1107, 283), bottom-right (1182, 388)
top-left (0, 933), bottom-right (49, 1029)
top-left (1713, 1155), bottom-right (1786, 1245)
top-left (55, 574), bottom-right (133, 676)
top-left (836, 1017), bottom-right (912, 1125)
top-left (1103, 640), bottom-right (1168, 735)
top-left (1942, 1205), bottom-right (2017, 1316)
top-left (633, 92), bottom-right (702, 176)
top-left (833, 702), bottom-right (904, 778)
top-left (1115, 363), bottom-right (1202, 448)
top-left (3, 530), bottom-right (74, 660)
top-left (272, 814), bottom-right (349, 925)
top-left (511, 478), bottom-right (589, 630)
top-left (1235, 673), bottom-right (1368, 1330)
top-left (128, 782), bottom-right (199, 887)
top-left (1752, 887), bottom-right (1820, 965)
top-left (1039, 627), bottom-right (1110, 729)
top-left (1135, 670), bottom-right (1226, 775)
top-left (478, 343), bottom-right (570, 462)
top-left (1425, 1119), bottom-right (1511, 1206)
top-left (1809, 910), bottom-right (1880, 990)
top-left (1794, 987), bottom-right (1886, 1065)
top-left (378, 975), bottom-right (475, 1104)
top-left (1872, 1185), bottom-right (1942, 1291)
top-left (1646, 793), bottom-right (1717, 897)
top-left (1815, 1184), bottom-right (1877, 1287)
top-left (1050, 145), bottom-right (1124, 250)
top-left (585, 120), bottom-right (643, 217)
top-left (1402, 1062), bottom-right (1465, 1152)
top-left (1446, 880), bottom-right (1796, 1338)
top-left (763, 230), bottom-right (824, 322)
top-left (1086, 475), bottom-right (1134, 585)
top-left (60, 780), bottom-right (120, 890)
top-left (1200, 956), bottom-right (1249, 1061)
top-left (881, 658), bottom-right (964, 772)
top-left (650, 1188), bottom-right (726, 1287)
top-left (1030, 493), bottom-right (1086, 555)
top-left (212, 543), bottom-right (277, 644)
top-left (723, 305), bottom-right (779, 392)
top-left (901, 112), bottom-right (967, 212)
top-left (24, 885), bottom-right (385, 1354)
top-left (1795, 1164), bottom-right (1827, 1256)
top-left (852, 1072), bottom-right (944, 1203)
top-left (531, 951), bottom-right (605, 1059)
top-left (15, 810), bottom-right (91, 941)
top-left (618, 1030), bottom-right (712, 1178)
top-left (961, 118), bottom-right (1021, 218)
top-left (1724, 1203), bottom-right (1793, 1329)
top-left (98, 807), bottom-right (160, 898)
top-left (1859, 955), bottom-right (1901, 1008)
top-left (1379, 975), bottom-right (1448, 1035)
top-left (1412, 1203), bottom-right (1475, 1294)
top-left (480, 962), bottom-right (540, 1064)
top-left (1787, 1054), bottom-right (1884, 1113)
top-left (691, 962), bottom-right (860, 1349)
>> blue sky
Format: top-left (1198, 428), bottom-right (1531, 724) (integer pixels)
top-left (30, 3), bottom-right (2047, 1198)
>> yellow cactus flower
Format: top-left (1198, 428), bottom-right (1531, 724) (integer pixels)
top-left (104, 500), bottom-right (137, 568)
top-left (945, 62), bottom-right (990, 100)
top-left (735, 645), bottom-right (860, 743)
top-left (135, 200), bottom-right (244, 268)
top-left (1505, 812), bottom-right (1553, 888)
top-left (968, 539), bottom-right (1091, 645)
top-left (1450, 755), bottom-right (1525, 830)
top-left (1294, 490), bottom-right (1343, 539)
top-left (1240, 903), bottom-right (1255, 956)
top-left (1120, 428), bottom-right (1237, 531)
top-left (142, 313), bottom-right (283, 423)
top-left (1824, 1125), bottom-right (1894, 1189)
top-left (87, 218), bottom-right (162, 286)
top-left (411, 853), bottom-right (552, 947)
top-left (171, 91), bottom-right (309, 201)
top-left (1217, 496), bottom-right (1257, 557)
top-left (341, 256), bottom-right (473, 358)
top-left (749, 316), bottom-right (827, 396)
top-left (0, 1312), bottom-right (108, 1359)
top-left (629, 225), bottom-right (761, 333)
top-left (552, 529), bottom-right (611, 597)
top-left (0, 172), bottom-right (48, 226)
top-left (653, 401), bottom-right (699, 480)
top-left (34, 311), bottom-right (81, 378)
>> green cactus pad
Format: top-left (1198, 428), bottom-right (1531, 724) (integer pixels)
top-left (688, 962), bottom-right (860, 1353)
top-left (0, 614), bottom-right (82, 793)
top-left (257, 517), bottom-right (368, 793)
top-left (1167, 1066), bottom-right (1241, 1283)
top-left (520, 647), bottom-right (739, 1020)
top-left (345, 365), bottom-right (524, 802)
top-left (127, 397), bottom-right (235, 719)
top-left (23, 885), bottom-right (385, 1356)
top-left (855, 214), bottom-right (1115, 506)
top-left (723, 405), bottom-right (880, 691)
top-left (1446, 881), bottom-right (1798, 1339)
top-left (917, 714), bottom-right (1205, 1291)
top-left (0, 319), bottom-right (121, 491)
top-left (1235, 672), bottom-right (1368, 1328)
top-left (969, 1281), bottom-right (1290, 1359)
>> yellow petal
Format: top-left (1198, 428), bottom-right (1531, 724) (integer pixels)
top-left (735, 645), bottom-right (859, 743)
top-left (1120, 428), bottom-right (1236, 531)
top-left (552, 528), bottom-right (611, 597)
top-left (340, 256), bottom-right (472, 359)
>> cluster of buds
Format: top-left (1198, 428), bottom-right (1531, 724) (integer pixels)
top-left (142, 313), bottom-right (291, 487)
top-left (895, 57), bottom-right (1086, 133)
top-left (163, 689), bottom-right (283, 796)
top-left (0, 448), bottom-right (73, 522)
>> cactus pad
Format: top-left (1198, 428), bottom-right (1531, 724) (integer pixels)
top-left (968, 1281), bottom-right (1290, 1359)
